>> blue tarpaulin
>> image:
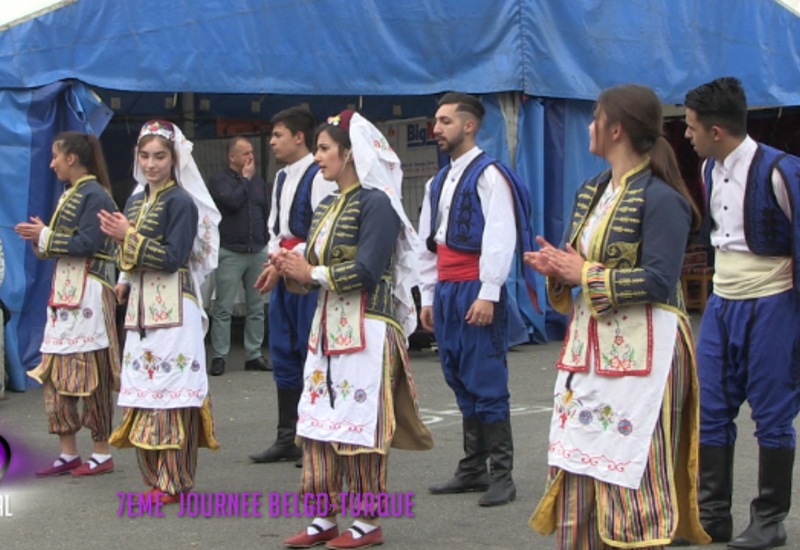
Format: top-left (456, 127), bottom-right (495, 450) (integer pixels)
top-left (2, 0), bottom-right (800, 389)
top-left (0, 82), bottom-right (112, 391)
top-left (1, 1), bottom-right (799, 105)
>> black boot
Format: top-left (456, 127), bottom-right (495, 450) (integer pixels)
top-left (728, 446), bottom-right (794, 550)
top-left (696, 445), bottom-right (735, 542)
top-left (249, 388), bottom-right (303, 463)
top-left (429, 417), bottom-right (489, 494)
top-left (478, 418), bottom-right (516, 506)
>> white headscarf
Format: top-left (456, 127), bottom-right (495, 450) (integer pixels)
top-left (133, 121), bottom-right (221, 332)
top-left (346, 112), bottom-right (421, 338)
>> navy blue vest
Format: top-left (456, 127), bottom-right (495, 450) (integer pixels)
top-left (426, 152), bottom-right (542, 312)
top-left (427, 153), bottom-right (493, 253)
top-left (286, 164), bottom-right (320, 240)
top-left (704, 142), bottom-right (800, 294)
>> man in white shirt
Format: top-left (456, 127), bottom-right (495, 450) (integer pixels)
top-left (250, 107), bottom-right (336, 465)
top-left (419, 92), bottom-right (521, 507)
top-left (684, 77), bottom-right (800, 550)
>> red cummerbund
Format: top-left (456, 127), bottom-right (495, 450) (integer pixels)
top-left (437, 244), bottom-right (480, 282)
top-left (280, 237), bottom-right (304, 250)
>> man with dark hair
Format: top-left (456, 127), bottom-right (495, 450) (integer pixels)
top-left (250, 107), bottom-right (335, 464)
top-left (419, 92), bottom-right (536, 507)
top-left (207, 136), bottom-right (271, 376)
top-left (684, 77), bottom-right (800, 549)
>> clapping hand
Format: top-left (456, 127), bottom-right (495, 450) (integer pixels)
top-left (97, 210), bottom-right (131, 243)
top-left (15, 216), bottom-right (46, 242)
top-left (279, 250), bottom-right (314, 284)
top-left (524, 236), bottom-right (585, 286)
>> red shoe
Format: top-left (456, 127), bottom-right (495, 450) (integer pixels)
top-left (71, 457), bottom-right (115, 476)
top-left (284, 524), bottom-right (340, 548)
top-left (35, 456), bottom-right (82, 477)
top-left (326, 526), bottom-right (383, 549)
top-left (159, 492), bottom-right (182, 505)
top-left (147, 488), bottom-right (182, 505)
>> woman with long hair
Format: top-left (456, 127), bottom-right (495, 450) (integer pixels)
top-left (16, 131), bottom-right (120, 476)
top-left (274, 110), bottom-right (433, 549)
top-left (527, 85), bottom-right (709, 548)
top-left (99, 120), bottom-right (220, 504)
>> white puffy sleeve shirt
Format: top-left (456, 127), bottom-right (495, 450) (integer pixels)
top-left (418, 146), bottom-right (516, 307)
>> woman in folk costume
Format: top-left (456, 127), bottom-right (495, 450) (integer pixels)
top-left (526, 85), bottom-right (710, 549)
top-left (98, 120), bottom-right (221, 504)
top-left (276, 110), bottom-right (433, 549)
top-left (16, 132), bottom-right (120, 476)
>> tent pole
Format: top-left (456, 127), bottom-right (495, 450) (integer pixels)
top-left (182, 92), bottom-right (195, 138)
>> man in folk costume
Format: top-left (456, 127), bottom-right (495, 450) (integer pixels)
top-left (17, 132), bottom-right (121, 476)
top-left (101, 120), bottom-right (221, 502)
top-left (419, 92), bottom-right (539, 507)
top-left (684, 77), bottom-right (800, 550)
top-left (251, 106), bottom-right (336, 465)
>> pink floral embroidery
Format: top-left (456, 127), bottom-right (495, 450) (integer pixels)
top-left (191, 215), bottom-right (214, 264)
top-left (328, 303), bottom-right (355, 349)
top-left (601, 319), bottom-right (637, 372)
top-left (147, 279), bottom-right (174, 323)
top-left (570, 329), bottom-right (584, 364)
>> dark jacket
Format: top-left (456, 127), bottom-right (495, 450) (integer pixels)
top-left (208, 167), bottom-right (270, 253)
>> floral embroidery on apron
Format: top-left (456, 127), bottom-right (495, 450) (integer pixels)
top-left (124, 271), bottom-right (183, 330)
top-left (308, 290), bottom-right (366, 355)
top-left (557, 296), bottom-right (654, 376)
top-left (49, 258), bottom-right (90, 308)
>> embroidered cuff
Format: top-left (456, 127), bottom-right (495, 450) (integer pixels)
top-left (478, 282), bottom-right (501, 302)
top-left (329, 262), bottom-right (362, 294)
top-left (547, 277), bottom-right (573, 315)
top-left (581, 262), bottom-right (613, 318)
top-left (609, 268), bottom-right (649, 305)
top-left (119, 228), bottom-right (144, 271)
top-left (140, 239), bottom-right (171, 271)
top-left (45, 231), bottom-right (71, 256)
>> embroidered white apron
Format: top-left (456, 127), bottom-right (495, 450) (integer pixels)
top-left (548, 295), bottom-right (677, 489)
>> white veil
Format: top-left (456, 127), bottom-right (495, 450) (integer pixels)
top-left (348, 112), bottom-right (421, 338)
top-left (133, 121), bottom-right (221, 333)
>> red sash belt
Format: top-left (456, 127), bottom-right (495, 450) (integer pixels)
top-left (280, 237), bottom-right (304, 250)
top-left (437, 244), bottom-right (480, 282)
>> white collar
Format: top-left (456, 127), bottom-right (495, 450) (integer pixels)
top-left (718, 136), bottom-right (756, 172)
top-left (282, 152), bottom-right (315, 177)
top-left (449, 146), bottom-right (483, 172)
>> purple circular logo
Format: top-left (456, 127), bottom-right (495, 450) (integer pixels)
top-left (161, 361), bottom-right (171, 373)
top-left (191, 360), bottom-right (201, 372)
top-left (0, 435), bottom-right (11, 483)
top-left (82, 308), bottom-right (93, 319)
top-left (59, 310), bottom-right (70, 322)
top-left (354, 389), bottom-right (367, 403)
top-left (132, 360), bottom-right (141, 371)
top-left (578, 410), bottom-right (593, 425)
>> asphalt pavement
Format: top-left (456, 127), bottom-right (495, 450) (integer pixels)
top-left (0, 315), bottom-right (797, 550)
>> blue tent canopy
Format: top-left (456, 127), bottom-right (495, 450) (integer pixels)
top-left (1, 0), bottom-right (800, 105)
top-left (2, 0), bottom-right (800, 390)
